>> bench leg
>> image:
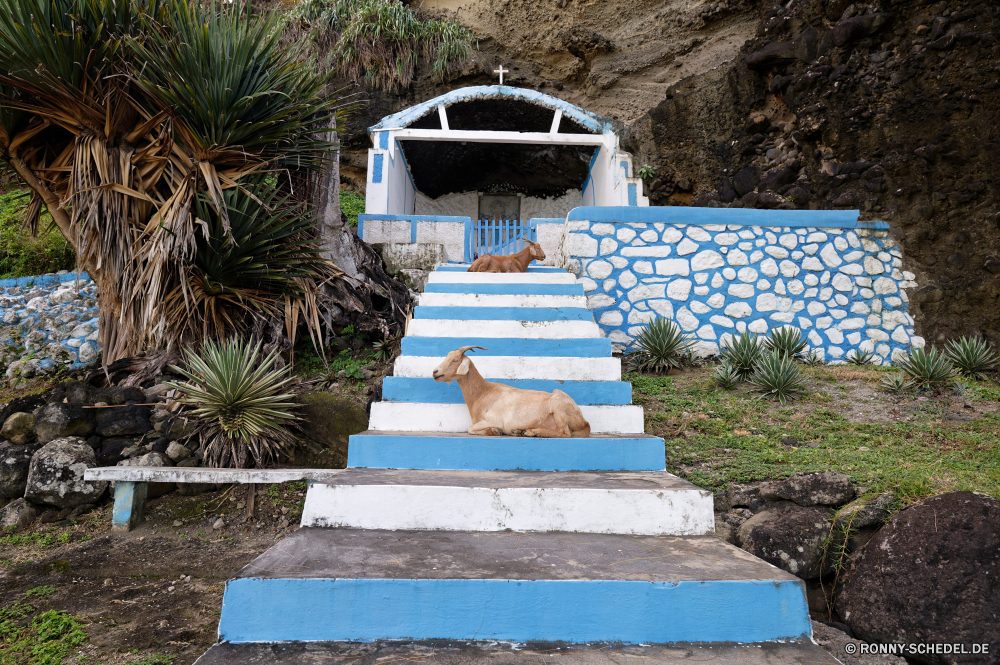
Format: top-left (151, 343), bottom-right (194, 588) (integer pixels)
top-left (112, 481), bottom-right (148, 532)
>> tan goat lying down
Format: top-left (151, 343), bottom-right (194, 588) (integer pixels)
top-left (432, 346), bottom-right (591, 438)
top-left (467, 241), bottom-right (545, 273)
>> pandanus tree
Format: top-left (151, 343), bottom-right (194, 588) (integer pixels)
top-left (0, 0), bottom-right (350, 364)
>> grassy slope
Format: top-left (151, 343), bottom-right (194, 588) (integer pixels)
top-left (0, 191), bottom-right (75, 279)
top-left (632, 366), bottom-right (1000, 503)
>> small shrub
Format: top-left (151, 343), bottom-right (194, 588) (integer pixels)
top-left (168, 339), bottom-right (301, 468)
top-left (637, 164), bottom-right (657, 180)
top-left (880, 372), bottom-right (914, 394)
top-left (764, 326), bottom-right (807, 359)
top-left (712, 362), bottom-right (740, 389)
top-left (340, 191), bottom-right (365, 228)
top-left (896, 346), bottom-right (957, 389)
top-left (847, 349), bottom-right (876, 366)
top-left (627, 317), bottom-right (694, 374)
top-left (750, 350), bottom-right (808, 404)
top-left (719, 332), bottom-right (765, 381)
top-left (944, 336), bottom-right (998, 380)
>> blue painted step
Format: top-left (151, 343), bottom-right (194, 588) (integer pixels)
top-left (382, 377), bottom-right (632, 405)
top-left (218, 529), bottom-right (812, 645)
top-left (424, 283), bottom-right (585, 296)
top-left (414, 306), bottom-right (594, 321)
top-left (347, 431), bottom-right (663, 471)
top-left (401, 336), bottom-right (613, 358)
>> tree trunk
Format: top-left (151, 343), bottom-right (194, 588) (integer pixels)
top-left (314, 123), bottom-right (412, 338)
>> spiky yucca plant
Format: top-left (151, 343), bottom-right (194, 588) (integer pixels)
top-left (944, 336), bottom-right (997, 380)
top-left (880, 372), bottom-right (914, 394)
top-left (897, 347), bottom-right (957, 389)
top-left (750, 350), bottom-right (808, 404)
top-left (847, 349), bottom-right (876, 366)
top-left (168, 339), bottom-right (301, 468)
top-left (803, 350), bottom-right (825, 367)
top-left (628, 317), bottom-right (694, 374)
top-left (719, 332), bottom-right (765, 381)
top-left (764, 326), bottom-right (807, 359)
top-left (713, 362), bottom-right (740, 389)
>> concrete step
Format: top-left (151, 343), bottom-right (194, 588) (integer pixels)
top-left (400, 336), bottom-right (613, 358)
top-left (424, 282), bottom-right (584, 296)
top-left (368, 402), bottom-right (644, 434)
top-left (406, 319), bottom-right (601, 338)
top-left (214, 528), bottom-right (809, 644)
top-left (393, 355), bottom-right (621, 381)
top-left (428, 272), bottom-right (578, 284)
top-left (300, 469), bottom-right (711, 534)
top-left (413, 306), bottom-right (594, 321)
top-left (382, 376), bottom-right (633, 405)
top-left (418, 292), bottom-right (588, 308)
top-left (196, 639), bottom-right (840, 664)
top-left (347, 431), bottom-right (664, 471)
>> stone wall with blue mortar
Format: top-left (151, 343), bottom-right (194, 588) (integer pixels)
top-left (0, 271), bottom-right (101, 379)
top-left (562, 208), bottom-right (923, 365)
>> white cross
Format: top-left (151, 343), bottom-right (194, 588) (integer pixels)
top-left (494, 65), bottom-right (509, 85)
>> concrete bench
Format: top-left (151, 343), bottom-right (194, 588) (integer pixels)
top-left (83, 467), bottom-right (343, 532)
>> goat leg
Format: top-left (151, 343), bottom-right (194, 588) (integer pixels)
top-left (469, 421), bottom-right (503, 436)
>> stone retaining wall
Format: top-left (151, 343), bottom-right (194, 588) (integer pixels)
top-left (0, 272), bottom-right (101, 378)
top-left (561, 207), bottom-right (923, 364)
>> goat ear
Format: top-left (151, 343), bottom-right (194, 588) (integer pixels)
top-left (457, 357), bottom-right (471, 375)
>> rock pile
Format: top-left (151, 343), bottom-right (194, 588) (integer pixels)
top-left (0, 271), bottom-right (102, 379)
top-left (0, 379), bottom-right (204, 530)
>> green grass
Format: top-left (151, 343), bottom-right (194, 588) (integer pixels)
top-left (130, 655), bottom-right (176, 665)
top-left (0, 588), bottom-right (87, 665)
top-left (0, 191), bottom-right (75, 278)
top-left (340, 191), bottom-right (365, 228)
top-left (635, 366), bottom-right (1000, 503)
top-left (0, 531), bottom-right (71, 549)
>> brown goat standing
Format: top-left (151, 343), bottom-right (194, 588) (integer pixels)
top-left (467, 241), bottom-right (545, 273)
top-left (432, 346), bottom-right (591, 438)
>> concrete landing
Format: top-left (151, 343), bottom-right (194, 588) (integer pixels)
top-left (300, 469), bottom-right (713, 534)
top-left (196, 640), bottom-right (841, 664)
top-left (215, 528), bottom-right (811, 645)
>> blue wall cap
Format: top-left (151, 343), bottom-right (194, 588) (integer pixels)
top-left (567, 206), bottom-right (889, 230)
top-left (369, 86), bottom-right (615, 135)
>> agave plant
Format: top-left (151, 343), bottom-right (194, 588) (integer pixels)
top-left (847, 349), bottom-right (876, 366)
top-left (719, 332), bottom-right (765, 381)
top-left (802, 350), bottom-right (825, 367)
top-left (764, 326), bottom-right (807, 359)
top-left (944, 336), bottom-right (998, 380)
top-left (627, 317), bottom-right (694, 374)
top-left (750, 350), bottom-right (808, 405)
top-left (896, 347), bottom-right (958, 389)
top-left (0, 0), bottom-right (344, 364)
top-left (880, 372), bottom-right (914, 394)
top-left (167, 338), bottom-right (301, 469)
top-left (712, 362), bottom-right (740, 389)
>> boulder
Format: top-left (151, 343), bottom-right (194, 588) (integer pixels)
top-left (1, 411), bottom-right (37, 445)
top-left (165, 441), bottom-right (192, 462)
top-left (836, 492), bottom-right (1000, 665)
top-left (96, 438), bottom-right (136, 466)
top-left (34, 403), bottom-right (96, 444)
top-left (0, 498), bottom-right (38, 531)
top-left (24, 437), bottom-right (108, 508)
top-left (732, 166), bottom-right (761, 197)
top-left (0, 393), bottom-right (46, 426)
top-left (95, 404), bottom-right (151, 437)
top-left (0, 444), bottom-right (37, 500)
top-left (760, 470), bottom-right (855, 507)
top-left (834, 493), bottom-right (895, 530)
top-left (832, 13), bottom-right (893, 47)
top-left (738, 503), bottom-right (837, 580)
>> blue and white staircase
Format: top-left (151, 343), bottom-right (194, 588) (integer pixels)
top-left (198, 264), bottom-right (835, 664)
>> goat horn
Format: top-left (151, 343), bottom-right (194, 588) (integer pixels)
top-left (456, 345), bottom-right (488, 354)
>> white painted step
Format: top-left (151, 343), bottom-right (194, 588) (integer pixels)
top-left (369, 402), bottom-right (645, 434)
top-left (418, 293), bottom-right (588, 308)
top-left (427, 272), bottom-right (577, 284)
top-left (407, 319), bottom-right (600, 339)
top-left (300, 469), bottom-right (714, 536)
top-left (393, 355), bottom-right (622, 381)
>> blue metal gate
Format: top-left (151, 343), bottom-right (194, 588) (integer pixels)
top-left (464, 219), bottom-right (537, 262)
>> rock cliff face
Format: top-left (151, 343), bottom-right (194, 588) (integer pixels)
top-left (338, 0), bottom-right (999, 344)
